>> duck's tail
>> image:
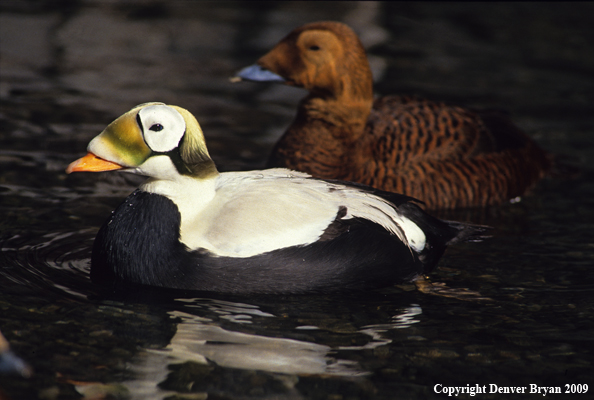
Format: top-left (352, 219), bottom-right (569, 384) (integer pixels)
top-left (443, 220), bottom-right (492, 245)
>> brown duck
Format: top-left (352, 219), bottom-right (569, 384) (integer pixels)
top-left (235, 21), bottom-right (551, 210)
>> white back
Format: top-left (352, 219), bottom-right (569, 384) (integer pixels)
top-left (143, 169), bottom-right (427, 258)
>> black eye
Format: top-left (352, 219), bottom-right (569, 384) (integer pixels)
top-left (309, 45), bottom-right (320, 51)
top-left (149, 123), bottom-right (164, 132)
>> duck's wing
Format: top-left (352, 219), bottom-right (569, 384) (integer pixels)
top-left (180, 169), bottom-right (427, 258)
top-left (369, 95), bottom-right (497, 164)
top-left (352, 96), bottom-right (551, 209)
top-left (321, 178), bottom-right (491, 270)
top-left (354, 146), bottom-right (550, 209)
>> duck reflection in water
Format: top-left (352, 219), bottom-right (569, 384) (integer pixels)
top-left (115, 299), bottom-right (423, 398)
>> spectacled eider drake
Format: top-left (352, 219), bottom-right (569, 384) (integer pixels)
top-left (234, 21), bottom-right (551, 210)
top-left (67, 103), bottom-right (485, 294)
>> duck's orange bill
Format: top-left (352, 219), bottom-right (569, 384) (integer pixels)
top-left (66, 152), bottom-right (124, 174)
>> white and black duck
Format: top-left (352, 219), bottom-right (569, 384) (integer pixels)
top-left (67, 103), bottom-right (485, 294)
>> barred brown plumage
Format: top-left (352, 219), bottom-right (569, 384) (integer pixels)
top-left (236, 21), bottom-right (551, 210)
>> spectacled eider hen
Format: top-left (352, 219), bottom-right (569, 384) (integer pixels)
top-left (67, 103), bottom-right (485, 294)
top-left (234, 21), bottom-right (551, 210)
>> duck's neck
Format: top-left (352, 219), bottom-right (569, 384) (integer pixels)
top-left (310, 57), bottom-right (374, 134)
top-left (303, 93), bottom-right (371, 136)
top-left (268, 91), bottom-right (372, 178)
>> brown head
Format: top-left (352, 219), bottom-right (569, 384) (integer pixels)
top-left (256, 21), bottom-right (374, 103)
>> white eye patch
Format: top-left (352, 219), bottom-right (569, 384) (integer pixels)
top-left (138, 105), bottom-right (186, 153)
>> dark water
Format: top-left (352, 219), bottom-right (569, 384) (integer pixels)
top-left (1, 2), bottom-right (594, 399)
